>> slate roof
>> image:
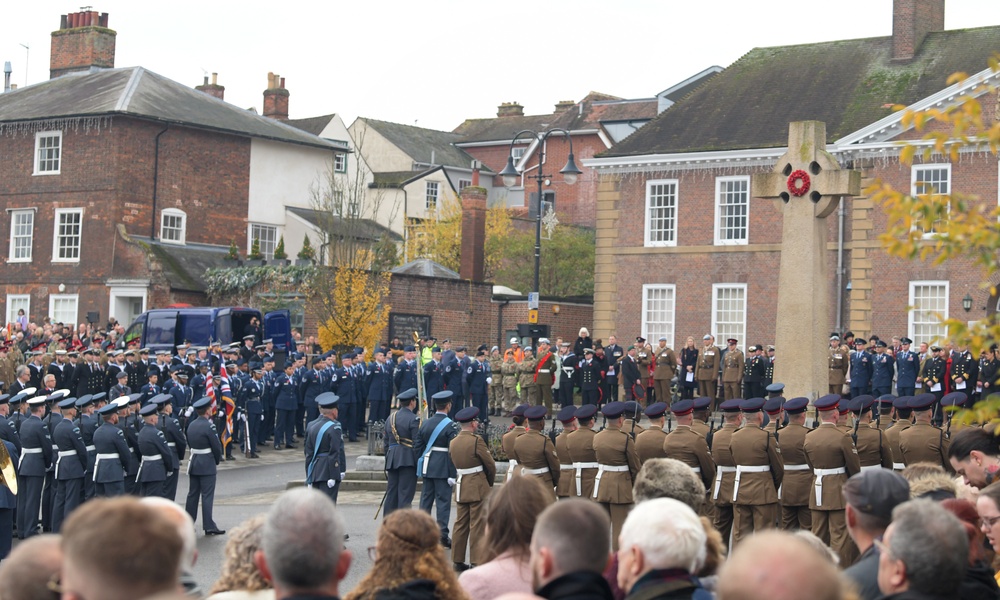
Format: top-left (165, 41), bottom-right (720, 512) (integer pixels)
top-left (131, 236), bottom-right (232, 293)
top-left (0, 67), bottom-right (338, 150)
top-left (286, 207), bottom-right (402, 242)
top-left (604, 26), bottom-right (1000, 156)
top-left (589, 99), bottom-right (658, 123)
top-left (391, 259), bottom-right (459, 279)
top-left (362, 118), bottom-right (481, 170)
top-left (453, 92), bottom-right (626, 142)
top-left (371, 170), bottom-right (435, 188)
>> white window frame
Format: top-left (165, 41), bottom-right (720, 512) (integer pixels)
top-left (908, 280), bottom-right (949, 347)
top-left (458, 179), bottom-right (472, 192)
top-left (911, 163), bottom-right (951, 236)
top-left (248, 223), bottom-right (279, 260)
top-left (641, 284), bottom-right (676, 348)
top-left (52, 208), bottom-right (83, 263)
top-left (8, 208), bottom-right (35, 262)
top-left (645, 179), bottom-right (679, 247)
top-left (48, 293), bottom-right (79, 327)
top-left (33, 131), bottom-right (62, 175)
top-left (711, 284), bottom-right (747, 347)
top-left (714, 176), bottom-right (749, 245)
top-left (425, 181), bottom-right (439, 210)
top-left (511, 146), bottom-right (527, 163)
top-left (159, 208), bottom-right (186, 245)
top-left (6, 294), bottom-right (30, 327)
top-left (334, 153), bottom-right (347, 173)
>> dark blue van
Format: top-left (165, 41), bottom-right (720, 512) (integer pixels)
top-left (123, 307), bottom-right (291, 357)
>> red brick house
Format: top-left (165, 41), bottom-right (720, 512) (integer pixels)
top-left (584, 0), bottom-right (1000, 350)
top-left (0, 11), bottom-right (343, 328)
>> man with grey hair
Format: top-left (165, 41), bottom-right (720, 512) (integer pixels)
top-left (9, 364), bottom-right (31, 395)
top-left (633, 458), bottom-right (706, 512)
top-left (255, 488), bottom-right (351, 600)
top-left (842, 469), bottom-right (910, 600)
top-left (616, 498), bottom-right (707, 598)
top-left (530, 498), bottom-right (613, 600)
top-left (876, 499), bottom-right (968, 599)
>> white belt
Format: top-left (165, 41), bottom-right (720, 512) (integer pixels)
top-left (574, 462), bottom-right (599, 496)
top-left (190, 447), bottom-right (213, 454)
top-left (784, 463), bottom-right (810, 471)
top-left (813, 467), bottom-right (847, 507)
top-left (421, 447), bottom-right (449, 477)
top-left (55, 450), bottom-right (80, 479)
top-left (19, 447), bottom-right (42, 471)
top-left (560, 463), bottom-right (575, 470)
top-left (521, 466), bottom-right (550, 476)
top-left (691, 466), bottom-right (701, 474)
top-left (859, 465), bottom-right (882, 473)
top-left (892, 462), bottom-right (905, 471)
top-left (86, 445), bottom-right (96, 452)
top-left (94, 453), bottom-right (123, 481)
top-left (592, 464), bottom-right (630, 499)
top-left (455, 465), bottom-right (484, 500)
top-left (137, 454), bottom-right (163, 479)
top-left (732, 465), bottom-right (771, 502)
top-left (167, 442), bottom-right (176, 447)
top-left (713, 466), bottom-right (737, 500)
top-left (539, 369), bottom-right (550, 374)
top-left (506, 459), bottom-right (518, 482)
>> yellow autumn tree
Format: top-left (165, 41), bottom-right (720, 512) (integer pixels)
top-left (316, 267), bottom-right (392, 362)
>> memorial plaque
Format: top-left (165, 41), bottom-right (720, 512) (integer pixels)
top-left (388, 312), bottom-right (432, 342)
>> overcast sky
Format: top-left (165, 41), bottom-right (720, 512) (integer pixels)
top-left (5, 1), bottom-right (999, 132)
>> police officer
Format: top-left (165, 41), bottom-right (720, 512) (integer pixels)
top-left (384, 388), bottom-right (420, 516)
top-left (849, 395), bottom-right (893, 471)
top-left (16, 395), bottom-right (52, 539)
top-left (895, 337), bottom-right (919, 397)
top-left (186, 396), bottom-right (225, 536)
top-left (803, 394), bottom-right (860, 566)
top-left (501, 404), bottom-right (528, 481)
top-left (135, 403), bottom-right (175, 498)
top-left (448, 406), bottom-right (496, 570)
top-left (663, 400), bottom-right (716, 503)
top-left (885, 397), bottom-right (912, 471)
top-left (154, 394), bottom-right (186, 500)
top-left (849, 339), bottom-right (873, 398)
top-left (721, 339), bottom-right (744, 401)
top-left (414, 390), bottom-right (459, 547)
top-left (729, 397), bottom-right (783, 544)
top-left (592, 401), bottom-right (641, 551)
top-left (776, 397), bottom-right (812, 531)
top-left (711, 399), bottom-right (742, 546)
top-left (635, 402), bottom-right (668, 464)
top-left (305, 392), bottom-right (346, 507)
top-left (466, 350), bottom-right (491, 420)
top-left (577, 348), bottom-right (601, 406)
top-left (51, 396), bottom-right (87, 532)
top-left (871, 341), bottom-right (895, 397)
top-left (899, 393), bottom-right (951, 471)
top-left (565, 404), bottom-right (599, 499)
top-left (553, 405), bottom-right (578, 500)
top-left (92, 401), bottom-right (131, 497)
top-left (511, 406), bottom-right (560, 502)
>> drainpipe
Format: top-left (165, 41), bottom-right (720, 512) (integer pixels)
top-left (836, 196), bottom-right (845, 333)
top-left (150, 124), bottom-right (170, 239)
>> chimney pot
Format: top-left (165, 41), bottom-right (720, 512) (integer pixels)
top-left (50, 9), bottom-right (116, 79)
top-left (211, 72), bottom-right (217, 85)
top-left (497, 102), bottom-right (524, 118)
top-left (60, 14), bottom-right (68, 29)
top-left (280, 76), bottom-right (285, 89)
top-left (263, 74), bottom-right (290, 121)
top-left (195, 73), bottom-right (225, 100)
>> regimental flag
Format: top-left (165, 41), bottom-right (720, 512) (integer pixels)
top-left (217, 360), bottom-right (236, 451)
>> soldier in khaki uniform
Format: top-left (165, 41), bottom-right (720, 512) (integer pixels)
top-left (663, 400), bottom-right (717, 508)
top-left (691, 397), bottom-right (712, 439)
top-left (554, 405), bottom-right (577, 499)
top-left (721, 339), bottom-right (744, 401)
top-left (592, 401), bottom-right (641, 550)
top-left (728, 398), bottom-right (783, 545)
top-left (511, 405), bottom-right (560, 502)
top-left (501, 404), bottom-right (528, 481)
top-left (874, 395), bottom-right (895, 430)
top-left (500, 354), bottom-right (519, 415)
top-left (828, 334), bottom-right (849, 395)
top-left (534, 339), bottom-right (557, 411)
top-left (899, 393), bottom-right (952, 472)
top-left (566, 404), bottom-right (600, 499)
top-left (837, 404), bottom-right (853, 434)
top-left (517, 348), bottom-right (538, 405)
top-left (652, 337), bottom-right (677, 406)
top-left (885, 397), bottom-right (912, 471)
top-left (848, 395), bottom-right (893, 471)
top-left (635, 402), bottom-right (669, 464)
top-left (711, 399), bottom-right (743, 545)
top-left (488, 347), bottom-right (504, 417)
top-left (763, 398), bottom-right (782, 436)
top-left (803, 394), bottom-right (861, 566)
top-left (634, 337), bottom-right (653, 401)
top-left (449, 407), bottom-right (496, 569)
top-left (696, 335), bottom-right (721, 402)
top-left (776, 397), bottom-right (812, 531)
top-left (622, 401), bottom-right (645, 439)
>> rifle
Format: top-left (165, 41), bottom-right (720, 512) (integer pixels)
top-left (413, 332), bottom-right (427, 417)
top-left (851, 414), bottom-right (861, 445)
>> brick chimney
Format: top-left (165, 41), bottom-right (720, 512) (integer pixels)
top-left (497, 102), bottom-right (524, 118)
top-left (195, 72), bottom-right (225, 100)
top-left (263, 73), bottom-right (289, 120)
top-left (892, 0), bottom-right (944, 62)
top-left (555, 100), bottom-right (575, 112)
top-left (459, 185), bottom-right (487, 282)
top-left (50, 10), bottom-right (115, 79)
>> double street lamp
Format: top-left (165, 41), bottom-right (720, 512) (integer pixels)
top-left (498, 129), bottom-right (582, 308)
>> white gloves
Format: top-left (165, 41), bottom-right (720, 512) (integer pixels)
top-left (260, 414), bottom-right (265, 421)
top-left (184, 407), bottom-right (194, 418)
top-left (340, 472), bottom-right (346, 480)
top-left (327, 479), bottom-right (336, 488)
top-left (447, 477), bottom-right (456, 487)
top-left (486, 377), bottom-right (493, 385)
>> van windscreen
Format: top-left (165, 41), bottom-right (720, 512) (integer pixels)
top-left (146, 314), bottom-right (176, 346)
top-left (177, 313), bottom-right (212, 346)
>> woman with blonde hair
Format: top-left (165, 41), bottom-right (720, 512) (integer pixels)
top-left (346, 509), bottom-right (469, 600)
top-left (207, 514), bottom-right (274, 600)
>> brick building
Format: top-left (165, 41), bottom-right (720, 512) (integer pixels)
top-left (0, 11), bottom-right (343, 328)
top-left (584, 0), bottom-right (1000, 351)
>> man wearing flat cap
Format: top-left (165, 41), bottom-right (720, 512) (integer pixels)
top-left (843, 469), bottom-right (910, 599)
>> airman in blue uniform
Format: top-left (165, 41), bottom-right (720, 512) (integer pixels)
top-left (52, 397), bottom-right (87, 532)
top-left (185, 396), bottom-right (225, 536)
top-left (304, 392), bottom-right (346, 505)
top-left (92, 402), bottom-right (131, 497)
top-left (849, 338), bottom-right (873, 398)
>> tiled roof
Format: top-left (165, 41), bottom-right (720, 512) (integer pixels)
top-left (371, 169), bottom-right (436, 188)
top-left (0, 67), bottom-right (338, 150)
top-left (286, 207), bottom-right (402, 242)
top-left (132, 236), bottom-right (232, 293)
top-left (362, 118), bottom-right (480, 170)
top-left (453, 91), bottom-right (629, 142)
top-left (391, 259), bottom-right (459, 279)
top-left (589, 100), bottom-right (658, 122)
top-left (286, 113), bottom-right (336, 136)
top-left (604, 26), bottom-right (1000, 156)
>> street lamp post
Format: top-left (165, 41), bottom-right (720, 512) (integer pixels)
top-left (498, 129), bottom-right (582, 342)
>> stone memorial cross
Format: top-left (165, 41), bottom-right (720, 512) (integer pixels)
top-left (751, 121), bottom-right (861, 399)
